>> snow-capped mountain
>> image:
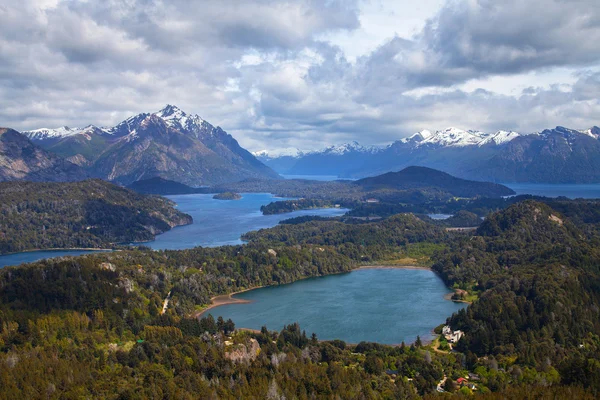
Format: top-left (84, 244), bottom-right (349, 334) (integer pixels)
top-left (315, 141), bottom-right (381, 155)
top-left (21, 105), bottom-right (280, 186)
top-left (252, 148), bottom-right (303, 159)
top-left (399, 127), bottom-right (522, 148)
top-left (23, 125), bottom-right (110, 142)
top-left (259, 125), bottom-right (600, 183)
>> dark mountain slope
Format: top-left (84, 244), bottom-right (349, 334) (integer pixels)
top-left (355, 166), bottom-right (515, 197)
top-left (127, 176), bottom-right (203, 195)
top-left (0, 128), bottom-right (87, 182)
top-left (472, 127), bottom-right (600, 183)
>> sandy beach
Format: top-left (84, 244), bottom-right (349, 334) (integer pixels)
top-left (196, 287), bottom-right (264, 318)
top-left (356, 264), bottom-right (431, 271)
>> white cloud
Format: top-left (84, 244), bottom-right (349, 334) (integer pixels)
top-left (0, 0), bottom-right (599, 153)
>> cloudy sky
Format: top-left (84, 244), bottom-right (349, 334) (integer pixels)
top-left (1, 0), bottom-right (600, 152)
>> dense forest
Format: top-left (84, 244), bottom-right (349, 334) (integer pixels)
top-left (0, 180), bottom-right (192, 254)
top-left (1, 199), bottom-right (599, 398)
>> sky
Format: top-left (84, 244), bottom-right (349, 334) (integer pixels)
top-left (1, 0), bottom-right (600, 153)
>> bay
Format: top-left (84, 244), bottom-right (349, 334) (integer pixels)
top-left (0, 249), bottom-right (110, 269)
top-left (206, 268), bottom-right (466, 345)
top-left (505, 183), bottom-right (600, 199)
top-left (142, 193), bottom-right (349, 250)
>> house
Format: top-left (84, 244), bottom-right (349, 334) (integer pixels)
top-left (456, 377), bottom-right (468, 386)
top-left (468, 373), bottom-right (480, 381)
top-left (442, 325), bottom-right (464, 343)
top-left (449, 330), bottom-right (464, 343)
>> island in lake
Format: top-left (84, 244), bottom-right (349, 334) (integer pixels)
top-left (213, 192), bottom-right (242, 200)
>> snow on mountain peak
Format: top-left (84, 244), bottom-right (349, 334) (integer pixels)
top-left (580, 126), bottom-right (600, 139)
top-left (478, 130), bottom-right (521, 146)
top-left (155, 104), bottom-right (206, 134)
top-left (253, 148), bottom-right (302, 158)
top-left (319, 141), bottom-right (379, 155)
top-left (23, 125), bottom-right (107, 141)
top-left (399, 127), bottom-right (521, 148)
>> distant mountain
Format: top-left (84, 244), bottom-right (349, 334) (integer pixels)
top-left (23, 105), bottom-right (280, 186)
top-left (355, 166), bottom-right (515, 198)
top-left (0, 128), bottom-right (88, 182)
top-left (260, 125), bottom-right (600, 183)
top-left (257, 141), bottom-right (381, 177)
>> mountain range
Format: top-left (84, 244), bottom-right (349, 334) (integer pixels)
top-left (255, 126), bottom-right (600, 183)
top-left (20, 105), bottom-right (279, 186)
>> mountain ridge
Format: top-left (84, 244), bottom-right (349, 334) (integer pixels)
top-left (257, 125), bottom-right (600, 183)
top-left (22, 105), bottom-right (280, 186)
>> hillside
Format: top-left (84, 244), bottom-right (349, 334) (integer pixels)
top-left (127, 177), bottom-right (203, 195)
top-left (0, 128), bottom-right (87, 182)
top-left (433, 201), bottom-right (600, 390)
top-left (354, 166), bottom-right (515, 197)
top-left (23, 105), bottom-right (280, 186)
top-left (0, 179), bottom-right (192, 254)
top-left (472, 127), bottom-right (600, 183)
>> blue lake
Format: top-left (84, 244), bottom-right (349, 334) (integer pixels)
top-left (427, 214), bottom-right (453, 220)
top-left (205, 268), bottom-right (465, 345)
top-left (0, 250), bottom-right (110, 269)
top-left (505, 183), bottom-right (600, 199)
top-left (0, 193), bottom-right (348, 267)
top-left (142, 193), bottom-right (348, 250)
top-left (283, 174), bottom-right (343, 181)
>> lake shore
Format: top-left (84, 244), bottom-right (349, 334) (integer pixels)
top-left (443, 292), bottom-right (472, 304)
top-left (0, 247), bottom-right (114, 257)
top-left (196, 286), bottom-right (265, 318)
top-left (356, 264), bottom-right (431, 271)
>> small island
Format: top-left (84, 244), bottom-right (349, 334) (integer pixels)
top-left (213, 192), bottom-right (242, 200)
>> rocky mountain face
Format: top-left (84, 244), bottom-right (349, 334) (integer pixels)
top-left (23, 105), bottom-right (280, 186)
top-left (259, 126), bottom-right (600, 183)
top-left (0, 128), bottom-right (88, 182)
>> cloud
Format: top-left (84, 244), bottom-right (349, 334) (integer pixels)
top-left (0, 0), bottom-right (599, 152)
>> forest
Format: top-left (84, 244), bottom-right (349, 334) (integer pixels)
top-left (0, 199), bottom-right (599, 398)
top-left (0, 180), bottom-right (192, 254)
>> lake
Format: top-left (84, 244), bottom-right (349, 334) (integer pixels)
top-left (0, 249), bottom-right (110, 269)
top-left (283, 174), bottom-right (343, 181)
top-left (0, 193), bottom-right (348, 267)
top-left (427, 214), bottom-right (453, 220)
top-left (506, 183), bottom-right (600, 199)
top-left (205, 268), bottom-right (465, 345)
top-left (142, 193), bottom-right (349, 250)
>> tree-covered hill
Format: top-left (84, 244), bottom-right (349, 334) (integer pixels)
top-left (432, 201), bottom-right (600, 391)
top-left (127, 176), bottom-right (204, 195)
top-left (354, 166), bottom-right (515, 198)
top-left (0, 179), bottom-right (192, 254)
